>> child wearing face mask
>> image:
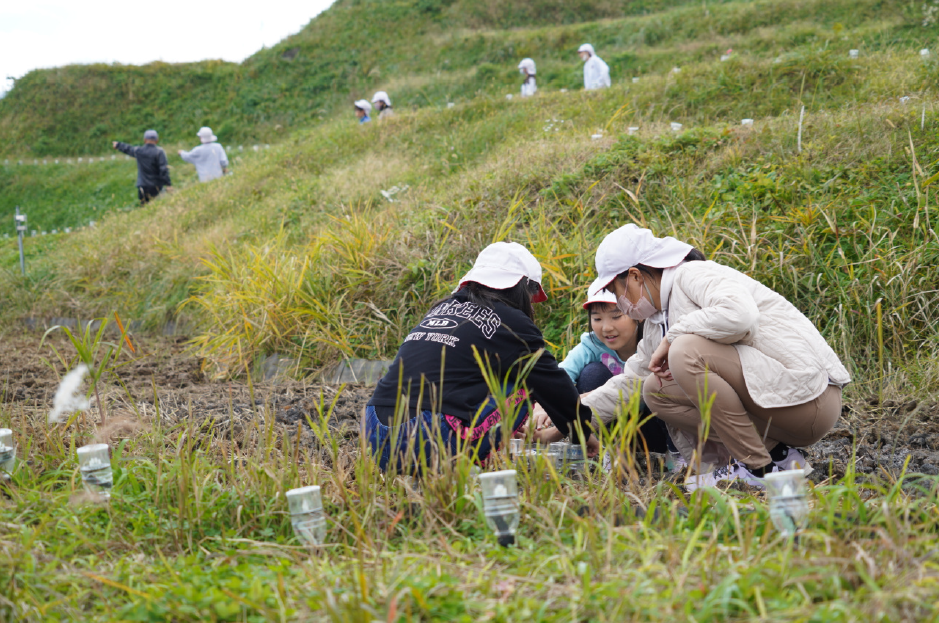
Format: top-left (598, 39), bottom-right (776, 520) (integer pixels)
top-left (559, 284), bottom-right (642, 394)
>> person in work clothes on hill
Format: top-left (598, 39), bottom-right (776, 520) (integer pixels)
top-left (112, 129), bottom-right (172, 204)
top-left (354, 99), bottom-right (372, 124)
top-left (178, 126), bottom-right (228, 182)
top-left (517, 58), bottom-right (537, 97)
top-left (366, 242), bottom-right (599, 474)
top-left (582, 224), bottom-right (851, 490)
top-left (371, 91), bottom-right (394, 120)
top-left (578, 44), bottom-right (611, 90)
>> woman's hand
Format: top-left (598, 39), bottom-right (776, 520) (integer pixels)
top-left (649, 338), bottom-right (673, 381)
top-left (584, 434), bottom-right (600, 458)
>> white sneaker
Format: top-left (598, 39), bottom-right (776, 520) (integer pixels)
top-left (773, 447), bottom-right (813, 475)
top-left (684, 461), bottom-right (774, 492)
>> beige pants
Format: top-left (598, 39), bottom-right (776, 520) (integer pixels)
top-left (643, 334), bottom-right (842, 469)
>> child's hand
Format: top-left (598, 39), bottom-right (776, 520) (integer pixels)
top-left (532, 426), bottom-right (564, 445)
top-left (531, 403), bottom-right (552, 431)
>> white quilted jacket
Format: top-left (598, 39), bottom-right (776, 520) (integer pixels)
top-left (582, 260), bottom-right (851, 423)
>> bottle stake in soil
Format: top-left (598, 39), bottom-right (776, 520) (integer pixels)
top-left (0, 429), bottom-right (15, 480)
top-left (479, 470), bottom-right (520, 546)
top-left (286, 485), bottom-right (327, 546)
top-left (764, 469), bottom-right (809, 538)
top-left (77, 443), bottom-right (112, 500)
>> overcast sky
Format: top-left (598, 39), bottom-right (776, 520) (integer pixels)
top-left (0, 0), bottom-right (335, 96)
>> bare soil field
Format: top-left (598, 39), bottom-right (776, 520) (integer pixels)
top-left (2, 332), bottom-right (938, 481)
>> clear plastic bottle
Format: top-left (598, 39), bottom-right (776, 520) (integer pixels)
top-left (480, 471), bottom-right (520, 546)
top-left (287, 485), bottom-right (327, 545)
top-left (77, 444), bottom-right (112, 499)
top-left (0, 429), bottom-right (15, 479)
top-left (764, 470), bottom-right (809, 536)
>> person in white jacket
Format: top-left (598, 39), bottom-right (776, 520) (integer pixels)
top-left (583, 224), bottom-right (851, 490)
top-left (517, 58), bottom-right (537, 97)
top-left (371, 91), bottom-right (394, 120)
top-left (178, 127), bottom-right (228, 182)
top-left (578, 44), bottom-right (611, 90)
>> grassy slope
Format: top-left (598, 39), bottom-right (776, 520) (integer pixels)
top-left (0, 0), bottom-right (926, 156)
top-left (2, 0), bottom-right (938, 377)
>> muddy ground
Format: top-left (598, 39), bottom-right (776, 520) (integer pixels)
top-left (2, 333), bottom-right (938, 482)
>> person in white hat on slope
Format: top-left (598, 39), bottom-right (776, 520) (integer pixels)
top-left (178, 127), bottom-right (228, 182)
top-left (354, 99), bottom-right (372, 124)
top-left (517, 58), bottom-right (537, 97)
top-left (582, 224), bottom-right (850, 490)
top-left (371, 91), bottom-right (393, 120)
top-left (366, 241), bottom-right (599, 474)
top-left (578, 44), bottom-right (611, 90)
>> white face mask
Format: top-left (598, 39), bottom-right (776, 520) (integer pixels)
top-left (616, 278), bottom-right (657, 320)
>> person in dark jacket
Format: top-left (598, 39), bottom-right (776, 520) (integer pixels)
top-left (366, 242), bottom-right (600, 474)
top-left (111, 129), bottom-right (172, 204)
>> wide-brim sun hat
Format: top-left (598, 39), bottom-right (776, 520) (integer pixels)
top-left (578, 43), bottom-right (595, 55)
top-left (354, 99), bottom-right (373, 111)
top-left (591, 224), bottom-right (693, 295)
top-left (197, 126), bottom-right (217, 142)
top-left (582, 277), bottom-right (618, 309)
top-left (371, 91), bottom-right (391, 106)
top-left (518, 58), bottom-right (536, 74)
top-left (455, 241), bottom-right (548, 303)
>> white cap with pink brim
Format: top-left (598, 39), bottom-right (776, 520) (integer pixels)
top-left (455, 241), bottom-right (548, 303)
top-left (582, 277), bottom-right (618, 309)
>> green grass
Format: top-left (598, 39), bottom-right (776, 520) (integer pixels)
top-left (1, 394), bottom-right (937, 621)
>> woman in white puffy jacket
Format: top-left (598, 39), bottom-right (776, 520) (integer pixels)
top-left (582, 224), bottom-right (851, 490)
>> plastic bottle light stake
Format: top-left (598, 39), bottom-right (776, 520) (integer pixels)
top-left (0, 429), bottom-right (15, 480)
top-left (849, 49), bottom-right (859, 59)
top-left (509, 438), bottom-right (524, 462)
top-left (671, 122), bottom-right (683, 132)
top-left (764, 469), bottom-right (809, 537)
top-left (566, 444), bottom-right (587, 477)
top-left (286, 485), bottom-right (327, 546)
top-left (628, 127), bottom-right (639, 135)
top-left (479, 470), bottom-right (520, 546)
top-left (549, 442), bottom-right (570, 471)
top-left (741, 119), bottom-right (754, 126)
top-left (77, 443), bottom-right (113, 499)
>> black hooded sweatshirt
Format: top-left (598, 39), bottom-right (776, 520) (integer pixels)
top-left (368, 290), bottom-right (592, 438)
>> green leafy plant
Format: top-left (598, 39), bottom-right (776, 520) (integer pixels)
top-left (40, 313), bottom-right (134, 425)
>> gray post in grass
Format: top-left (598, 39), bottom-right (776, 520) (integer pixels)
top-left (14, 206), bottom-right (26, 276)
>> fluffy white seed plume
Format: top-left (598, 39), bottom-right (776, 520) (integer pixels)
top-left (49, 364), bottom-right (91, 424)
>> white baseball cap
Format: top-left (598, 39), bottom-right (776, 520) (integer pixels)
top-left (582, 277), bottom-right (618, 309)
top-left (197, 126), bottom-right (217, 143)
top-left (371, 91), bottom-right (391, 106)
top-left (456, 242), bottom-right (548, 303)
top-left (578, 43), bottom-right (595, 55)
top-left (354, 99), bottom-right (372, 112)
top-left (591, 224), bottom-right (693, 294)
